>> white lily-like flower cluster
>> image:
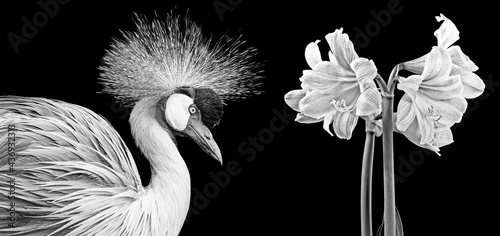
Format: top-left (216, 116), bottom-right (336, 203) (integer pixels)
top-left (395, 14), bottom-right (485, 154)
top-left (285, 14), bottom-right (485, 155)
top-left (284, 28), bottom-right (382, 139)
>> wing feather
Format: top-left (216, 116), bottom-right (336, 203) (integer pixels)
top-left (0, 96), bottom-right (144, 235)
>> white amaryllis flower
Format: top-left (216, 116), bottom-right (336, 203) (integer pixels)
top-left (396, 46), bottom-right (466, 154)
top-left (284, 28), bottom-right (382, 139)
top-left (402, 14), bottom-right (485, 99)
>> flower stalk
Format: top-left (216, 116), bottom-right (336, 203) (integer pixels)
top-left (381, 65), bottom-right (399, 236)
top-left (381, 91), bottom-right (396, 236)
top-left (361, 130), bottom-right (375, 236)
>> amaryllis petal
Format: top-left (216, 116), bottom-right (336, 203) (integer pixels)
top-left (394, 114), bottom-right (424, 144)
top-left (351, 58), bottom-right (380, 116)
top-left (298, 90), bottom-right (336, 119)
top-left (332, 110), bottom-right (359, 139)
top-left (328, 51), bottom-right (336, 66)
top-left (447, 46), bottom-right (479, 72)
top-left (396, 94), bottom-right (416, 132)
top-left (432, 127), bottom-right (454, 148)
top-left (295, 113), bottom-right (323, 124)
top-left (419, 75), bottom-right (463, 101)
top-left (313, 61), bottom-right (358, 79)
top-left (323, 112), bottom-right (336, 136)
top-left (423, 95), bottom-right (467, 126)
top-left (397, 75), bottom-right (423, 99)
top-left (394, 114), bottom-right (441, 155)
top-left (402, 54), bottom-right (426, 75)
top-left (325, 28), bottom-right (359, 71)
top-left (305, 40), bottom-right (322, 69)
top-left (412, 92), bottom-right (466, 140)
top-left (413, 101), bottom-right (435, 145)
top-left (300, 62), bottom-right (358, 94)
top-left (326, 50), bottom-right (355, 77)
top-left (421, 47), bottom-right (452, 82)
top-left (435, 14), bottom-right (460, 49)
top-left (301, 68), bottom-right (360, 104)
top-left (300, 73), bottom-right (359, 96)
top-left (350, 58), bottom-right (377, 87)
top-left (300, 69), bottom-right (340, 93)
top-left (451, 65), bottom-right (485, 99)
top-left (300, 82), bottom-right (310, 90)
top-left (284, 89), bottom-right (307, 112)
top-left (356, 87), bottom-right (382, 116)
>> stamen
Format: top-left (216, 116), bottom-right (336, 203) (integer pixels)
top-left (427, 106), bottom-right (442, 121)
top-left (331, 98), bottom-right (354, 112)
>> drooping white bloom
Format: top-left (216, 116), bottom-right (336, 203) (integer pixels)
top-left (285, 29), bottom-right (382, 139)
top-left (396, 46), bottom-right (466, 154)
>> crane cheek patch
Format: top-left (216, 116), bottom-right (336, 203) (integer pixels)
top-left (194, 88), bottom-right (223, 128)
top-left (165, 94), bottom-right (193, 131)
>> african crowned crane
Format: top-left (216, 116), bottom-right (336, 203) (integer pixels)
top-left (0, 13), bottom-right (260, 236)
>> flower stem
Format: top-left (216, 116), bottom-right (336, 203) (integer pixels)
top-left (361, 130), bottom-right (375, 236)
top-left (382, 89), bottom-right (396, 236)
top-left (375, 74), bottom-right (389, 95)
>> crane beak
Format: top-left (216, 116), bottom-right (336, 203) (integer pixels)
top-left (183, 118), bottom-right (223, 165)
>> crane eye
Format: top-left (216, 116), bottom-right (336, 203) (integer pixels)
top-left (189, 105), bottom-right (197, 114)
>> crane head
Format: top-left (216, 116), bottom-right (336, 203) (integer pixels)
top-left (99, 13), bottom-right (263, 165)
top-left (162, 87), bottom-right (223, 164)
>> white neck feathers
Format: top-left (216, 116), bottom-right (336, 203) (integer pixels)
top-left (128, 97), bottom-right (191, 236)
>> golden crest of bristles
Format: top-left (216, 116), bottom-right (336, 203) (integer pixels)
top-left (99, 12), bottom-right (262, 107)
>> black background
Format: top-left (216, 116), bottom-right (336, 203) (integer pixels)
top-left (2, 0), bottom-right (498, 235)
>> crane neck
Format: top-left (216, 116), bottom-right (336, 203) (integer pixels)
top-left (129, 97), bottom-right (191, 235)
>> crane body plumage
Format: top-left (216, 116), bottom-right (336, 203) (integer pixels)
top-left (0, 12), bottom-right (260, 236)
top-left (0, 96), bottom-right (189, 236)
